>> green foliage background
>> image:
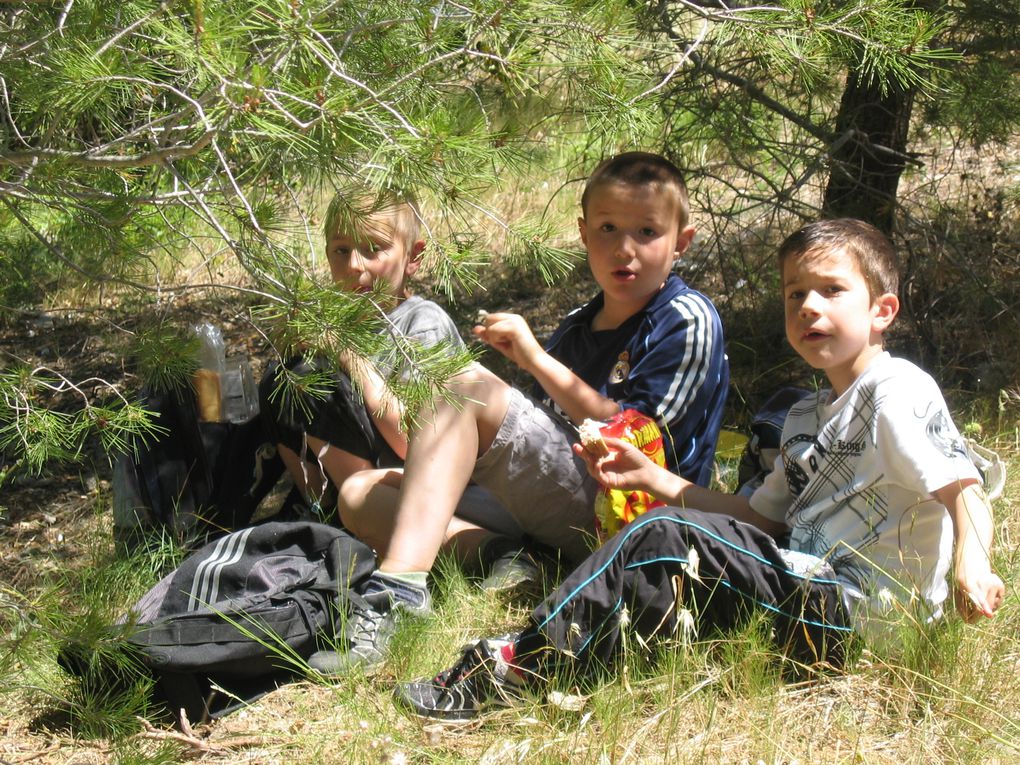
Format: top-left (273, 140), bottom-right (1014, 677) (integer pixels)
top-left (1, 0), bottom-right (1018, 495)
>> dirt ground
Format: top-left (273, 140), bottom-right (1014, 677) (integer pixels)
top-left (0, 298), bottom-right (286, 763)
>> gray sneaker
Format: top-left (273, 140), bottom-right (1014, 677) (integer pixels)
top-left (479, 539), bottom-right (541, 593)
top-left (309, 572), bottom-right (431, 676)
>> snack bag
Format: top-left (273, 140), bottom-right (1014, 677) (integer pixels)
top-left (581, 409), bottom-right (667, 542)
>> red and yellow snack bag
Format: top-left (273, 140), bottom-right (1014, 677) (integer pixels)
top-left (580, 409), bottom-right (667, 542)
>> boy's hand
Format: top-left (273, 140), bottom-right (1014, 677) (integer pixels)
top-left (473, 311), bottom-right (544, 371)
top-left (938, 480), bottom-right (1005, 623)
top-left (954, 565), bottom-right (1005, 622)
top-left (572, 436), bottom-right (661, 494)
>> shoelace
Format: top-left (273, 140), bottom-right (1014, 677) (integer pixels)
top-left (434, 646), bottom-right (486, 688)
top-left (347, 600), bottom-right (386, 645)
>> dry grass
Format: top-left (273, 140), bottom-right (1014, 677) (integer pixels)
top-left (1, 442), bottom-right (1017, 765)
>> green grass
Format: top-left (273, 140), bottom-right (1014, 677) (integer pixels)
top-left (2, 436), bottom-right (1019, 765)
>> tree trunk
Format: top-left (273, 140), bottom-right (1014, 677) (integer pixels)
top-left (822, 69), bottom-right (916, 233)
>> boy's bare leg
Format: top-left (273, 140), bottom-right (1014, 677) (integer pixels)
top-left (313, 365), bottom-right (514, 675)
top-left (443, 516), bottom-right (498, 565)
top-left (305, 435), bottom-right (374, 490)
top-left (278, 439), bottom-right (373, 511)
top-left (339, 468), bottom-right (404, 552)
top-left (340, 469), bottom-right (497, 563)
top-left (371, 364), bottom-right (512, 574)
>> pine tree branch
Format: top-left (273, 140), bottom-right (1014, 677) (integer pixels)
top-left (0, 130), bottom-right (216, 169)
top-left (302, 26), bottom-right (422, 139)
top-left (697, 56), bottom-right (831, 143)
top-left (368, 0), bottom-right (513, 102)
top-left (627, 16), bottom-right (708, 106)
top-left (95, 1), bottom-right (171, 58)
top-left (648, 1), bottom-right (832, 144)
top-left (0, 195), bottom-right (283, 303)
top-left (157, 159), bottom-right (291, 298)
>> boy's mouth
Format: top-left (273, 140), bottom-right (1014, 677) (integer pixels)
top-left (612, 268), bottom-right (636, 281)
top-left (802, 329), bottom-right (829, 341)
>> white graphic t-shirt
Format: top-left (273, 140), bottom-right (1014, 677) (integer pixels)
top-left (750, 353), bottom-right (980, 640)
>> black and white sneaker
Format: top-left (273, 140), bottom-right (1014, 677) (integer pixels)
top-left (309, 572), bottom-right (431, 675)
top-left (394, 635), bottom-right (524, 721)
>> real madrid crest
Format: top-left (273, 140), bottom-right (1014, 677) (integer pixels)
top-left (610, 351), bottom-right (630, 383)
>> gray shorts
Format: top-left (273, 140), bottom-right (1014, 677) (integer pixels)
top-left (453, 485), bottom-right (524, 541)
top-left (472, 389), bottom-right (598, 564)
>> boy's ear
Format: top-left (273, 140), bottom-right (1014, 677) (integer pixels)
top-left (872, 292), bottom-right (899, 331)
top-left (404, 239), bottom-right (426, 277)
top-left (674, 225), bottom-right (696, 257)
top-left (578, 216), bottom-right (588, 247)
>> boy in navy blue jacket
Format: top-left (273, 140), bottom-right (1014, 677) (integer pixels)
top-left (326, 152), bottom-right (729, 672)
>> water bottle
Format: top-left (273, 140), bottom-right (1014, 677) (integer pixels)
top-left (193, 323), bottom-right (226, 422)
top-left (221, 356), bottom-right (260, 423)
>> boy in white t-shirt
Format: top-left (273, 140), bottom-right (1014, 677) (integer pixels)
top-left (396, 218), bottom-right (1006, 721)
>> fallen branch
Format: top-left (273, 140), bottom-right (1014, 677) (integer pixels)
top-left (133, 717), bottom-right (264, 758)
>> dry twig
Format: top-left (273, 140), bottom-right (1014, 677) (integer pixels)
top-left (134, 717), bottom-right (264, 759)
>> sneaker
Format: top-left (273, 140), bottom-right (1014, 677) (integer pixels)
top-left (309, 572), bottom-right (431, 676)
top-left (394, 635), bottom-right (524, 721)
top-left (478, 538), bottom-right (541, 593)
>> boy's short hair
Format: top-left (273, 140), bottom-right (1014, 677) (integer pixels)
top-left (777, 218), bottom-right (900, 298)
top-left (581, 152), bottom-right (691, 229)
top-left (324, 186), bottom-right (422, 249)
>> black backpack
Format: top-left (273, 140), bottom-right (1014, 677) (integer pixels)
top-left (112, 385), bottom-right (286, 552)
top-left (61, 522), bottom-right (376, 723)
top-left (736, 386), bottom-right (811, 496)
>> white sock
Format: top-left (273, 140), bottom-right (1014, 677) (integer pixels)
top-left (376, 570), bottom-right (428, 589)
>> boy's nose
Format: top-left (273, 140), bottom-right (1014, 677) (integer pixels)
top-left (614, 234), bottom-right (637, 258)
top-left (799, 291), bottom-right (823, 316)
top-left (348, 250), bottom-right (366, 272)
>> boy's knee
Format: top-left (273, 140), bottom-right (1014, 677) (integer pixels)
top-left (444, 364), bottom-right (514, 438)
top-left (337, 471), bottom-right (372, 528)
top-left (448, 363), bottom-right (504, 400)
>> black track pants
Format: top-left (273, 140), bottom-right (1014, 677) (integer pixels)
top-left (517, 507), bottom-right (854, 672)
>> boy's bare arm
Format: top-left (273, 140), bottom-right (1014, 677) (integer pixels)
top-left (574, 437), bottom-right (787, 536)
top-left (934, 480), bottom-right (1005, 621)
top-left (339, 349), bottom-right (409, 460)
top-left (474, 312), bottom-right (619, 423)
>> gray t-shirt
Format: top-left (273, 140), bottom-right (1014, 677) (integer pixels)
top-left (389, 295), bottom-right (464, 345)
top-left (375, 295), bottom-right (465, 378)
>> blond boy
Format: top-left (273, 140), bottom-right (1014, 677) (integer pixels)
top-left (258, 190), bottom-right (518, 536)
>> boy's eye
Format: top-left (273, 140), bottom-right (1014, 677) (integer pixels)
top-left (640, 227), bottom-right (656, 237)
top-left (599, 223), bottom-right (616, 233)
top-left (787, 289), bottom-right (804, 300)
top-left (360, 240), bottom-right (387, 256)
